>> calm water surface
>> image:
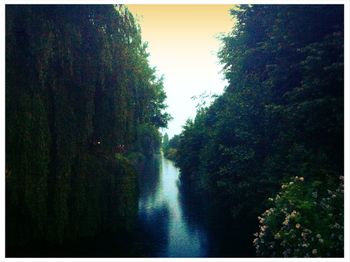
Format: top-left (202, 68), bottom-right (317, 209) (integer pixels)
top-left (138, 155), bottom-right (207, 257)
top-left (137, 154), bottom-right (255, 257)
top-left (7, 154), bottom-right (253, 257)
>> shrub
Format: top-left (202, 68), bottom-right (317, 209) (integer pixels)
top-left (253, 175), bottom-right (344, 257)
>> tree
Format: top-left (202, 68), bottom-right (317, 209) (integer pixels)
top-left (6, 5), bottom-right (170, 254)
top-left (173, 5), bottom-right (343, 257)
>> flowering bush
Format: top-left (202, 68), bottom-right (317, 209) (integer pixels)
top-left (253, 175), bottom-right (344, 257)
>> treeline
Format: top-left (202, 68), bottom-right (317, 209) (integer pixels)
top-left (162, 133), bottom-right (179, 161)
top-left (6, 5), bottom-right (170, 255)
top-left (171, 5), bottom-right (344, 257)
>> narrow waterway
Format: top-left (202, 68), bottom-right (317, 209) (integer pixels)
top-left (138, 154), bottom-right (207, 257)
top-left (136, 154), bottom-right (255, 258)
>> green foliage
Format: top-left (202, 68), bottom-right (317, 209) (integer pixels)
top-left (162, 133), bottom-right (169, 152)
top-left (162, 134), bottom-right (180, 161)
top-left (6, 5), bottom-right (169, 251)
top-left (254, 176), bottom-right (343, 257)
top-left (134, 123), bottom-right (162, 157)
top-left (68, 153), bottom-right (138, 241)
top-left (173, 4), bottom-right (343, 256)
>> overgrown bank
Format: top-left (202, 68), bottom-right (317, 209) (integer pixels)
top-left (170, 5), bottom-right (344, 257)
top-left (6, 5), bottom-right (170, 255)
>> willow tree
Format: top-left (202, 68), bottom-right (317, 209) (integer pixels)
top-left (6, 5), bottom-right (170, 254)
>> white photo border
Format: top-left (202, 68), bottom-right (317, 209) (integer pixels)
top-left (1, 1), bottom-right (348, 262)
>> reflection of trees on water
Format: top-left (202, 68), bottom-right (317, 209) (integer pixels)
top-left (135, 155), bottom-right (256, 257)
top-left (177, 182), bottom-right (256, 257)
top-left (138, 155), bottom-right (162, 199)
top-left (136, 155), bottom-right (169, 257)
top-left (137, 155), bottom-right (206, 257)
top-left (136, 204), bottom-right (170, 257)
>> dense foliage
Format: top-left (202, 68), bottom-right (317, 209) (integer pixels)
top-left (172, 5), bottom-right (344, 257)
top-left (254, 175), bottom-right (343, 257)
top-left (6, 5), bottom-right (170, 254)
top-left (162, 133), bottom-right (180, 161)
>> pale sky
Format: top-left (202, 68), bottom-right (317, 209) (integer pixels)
top-left (127, 5), bottom-right (235, 138)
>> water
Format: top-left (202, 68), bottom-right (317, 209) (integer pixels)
top-left (138, 155), bottom-right (207, 257)
top-left (137, 154), bottom-right (255, 257)
top-left (7, 153), bottom-right (254, 257)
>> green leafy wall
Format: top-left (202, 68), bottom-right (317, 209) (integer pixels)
top-left (6, 5), bottom-right (169, 250)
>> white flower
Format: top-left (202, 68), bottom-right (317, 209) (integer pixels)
top-left (290, 210), bottom-right (297, 218)
top-left (312, 249), bottom-right (317, 255)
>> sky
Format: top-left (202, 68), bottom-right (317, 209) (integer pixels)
top-left (127, 5), bottom-right (235, 138)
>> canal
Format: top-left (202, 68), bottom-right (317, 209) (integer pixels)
top-left (136, 154), bottom-right (254, 257)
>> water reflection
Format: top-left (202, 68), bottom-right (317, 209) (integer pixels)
top-left (137, 155), bottom-right (207, 257)
top-left (178, 173), bottom-right (256, 257)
